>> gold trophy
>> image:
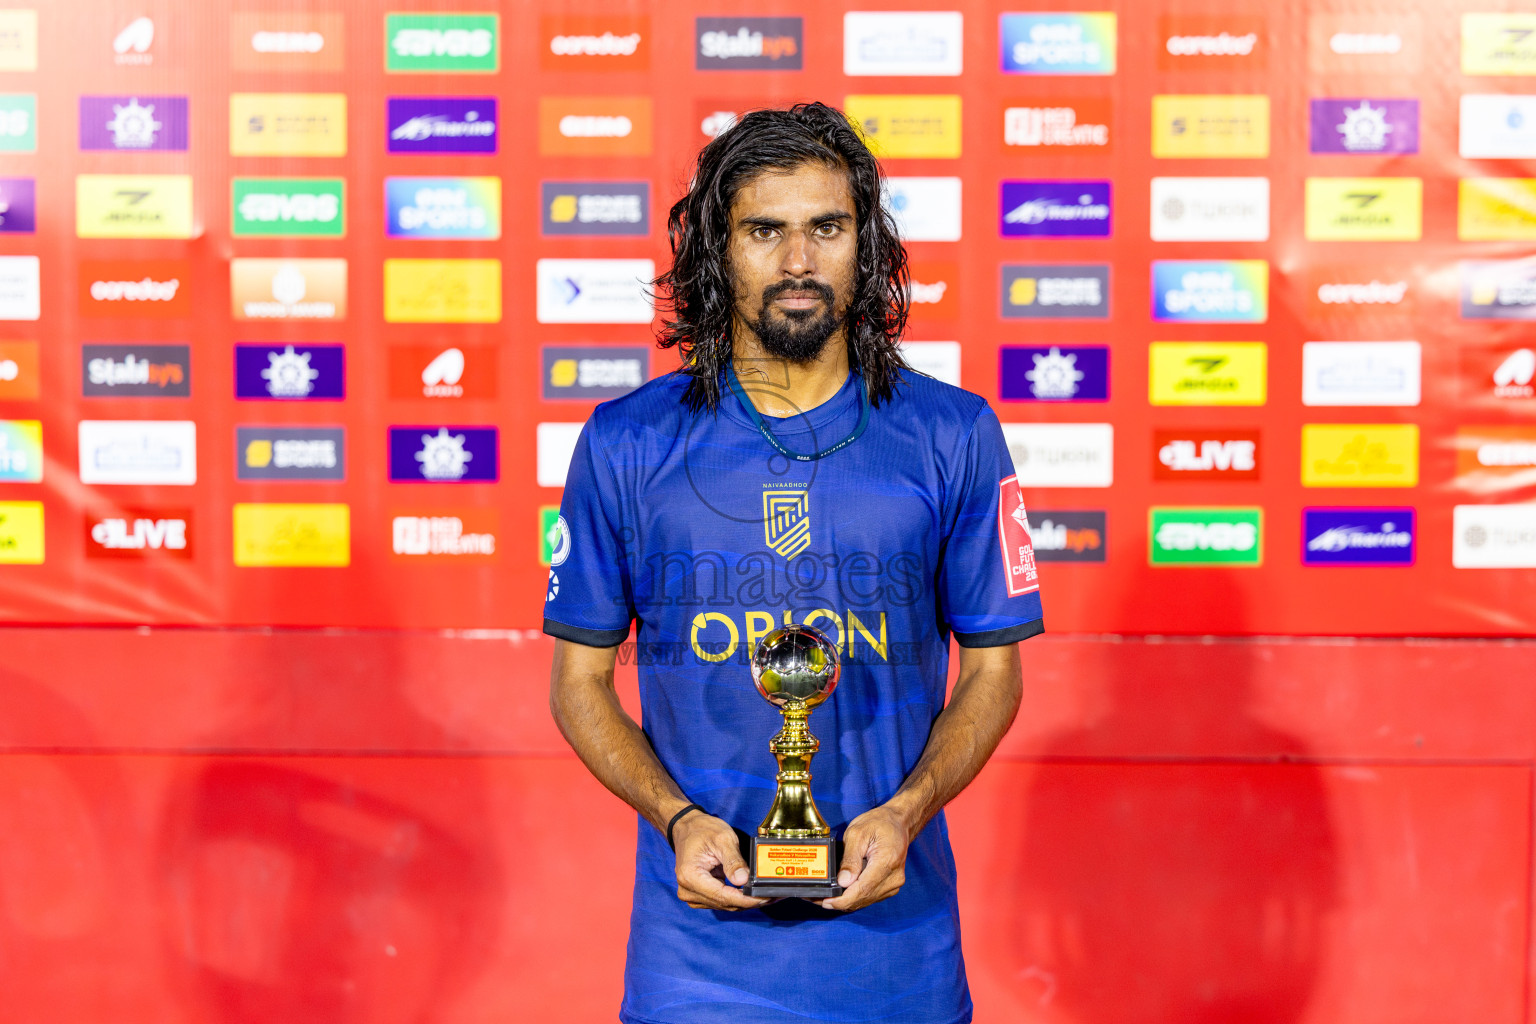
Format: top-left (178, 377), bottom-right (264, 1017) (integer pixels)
top-left (742, 624), bottom-right (844, 899)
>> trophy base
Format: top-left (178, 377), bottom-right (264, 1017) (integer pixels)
top-left (743, 835), bottom-right (844, 899)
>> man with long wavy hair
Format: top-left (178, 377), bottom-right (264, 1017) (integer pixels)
top-left (546, 102), bottom-right (1045, 1024)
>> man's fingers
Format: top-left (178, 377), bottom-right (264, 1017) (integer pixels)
top-left (824, 846), bottom-right (902, 912)
top-left (836, 828), bottom-right (874, 888)
top-left (711, 830), bottom-right (751, 887)
top-left (678, 865), bottom-right (766, 910)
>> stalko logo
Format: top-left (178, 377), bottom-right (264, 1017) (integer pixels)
top-left (88, 512), bottom-right (190, 558)
top-left (696, 17), bottom-right (803, 69)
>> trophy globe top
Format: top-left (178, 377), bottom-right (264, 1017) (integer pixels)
top-left (751, 624), bottom-right (840, 710)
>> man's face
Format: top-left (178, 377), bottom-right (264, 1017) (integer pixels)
top-left (727, 161), bottom-right (858, 363)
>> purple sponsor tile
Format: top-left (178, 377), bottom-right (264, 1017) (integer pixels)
top-left (0, 177), bottom-right (34, 233)
top-left (1000, 345), bottom-right (1110, 401)
top-left (1000, 181), bottom-right (1111, 238)
top-left (389, 426), bottom-right (499, 482)
top-left (1302, 507), bottom-right (1416, 566)
top-left (386, 97), bottom-right (498, 154)
top-left (234, 343), bottom-right (345, 400)
top-left (80, 95), bottom-right (189, 152)
top-left (1309, 99), bottom-right (1419, 155)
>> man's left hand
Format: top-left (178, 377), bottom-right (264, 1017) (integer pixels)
top-left (820, 805), bottom-right (912, 912)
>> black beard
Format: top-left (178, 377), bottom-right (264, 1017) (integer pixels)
top-left (745, 280), bottom-right (843, 363)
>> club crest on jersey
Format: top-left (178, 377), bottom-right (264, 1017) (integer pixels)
top-left (997, 475), bottom-right (1040, 596)
top-left (763, 488), bottom-right (811, 558)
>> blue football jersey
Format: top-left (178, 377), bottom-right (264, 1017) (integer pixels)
top-left (544, 367), bottom-right (1044, 1024)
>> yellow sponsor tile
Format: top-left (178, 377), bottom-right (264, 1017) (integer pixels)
top-left (1459, 178), bottom-right (1536, 241)
top-left (0, 500), bottom-right (42, 563)
top-left (845, 95), bottom-right (962, 159)
top-left (383, 258), bottom-right (502, 323)
top-left (1463, 13), bottom-right (1536, 76)
top-left (0, 10), bottom-right (37, 72)
top-left (1149, 342), bottom-right (1267, 406)
top-left (1301, 424), bottom-right (1419, 487)
top-left (229, 93), bottom-right (348, 157)
top-left (1151, 95), bottom-right (1269, 158)
top-left (1304, 177), bottom-right (1422, 241)
top-left (76, 175), bottom-right (195, 239)
top-left (233, 503), bottom-right (350, 567)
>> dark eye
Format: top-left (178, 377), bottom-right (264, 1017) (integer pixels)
top-left (751, 226), bottom-right (777, 240)
top-left (814, 223), bottom-right (839, 237)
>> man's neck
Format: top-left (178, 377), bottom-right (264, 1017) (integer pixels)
top-left (730, 331), bottom-right (851, 418)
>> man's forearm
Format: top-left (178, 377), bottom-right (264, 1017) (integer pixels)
top-left (882, 644), bottom-right (1023, 834)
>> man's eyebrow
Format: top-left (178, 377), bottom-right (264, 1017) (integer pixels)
top-left (736, 210), bottom-right (854, 229)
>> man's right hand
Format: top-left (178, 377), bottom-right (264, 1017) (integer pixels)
top-left (673, 812), bottom-right (768, 911)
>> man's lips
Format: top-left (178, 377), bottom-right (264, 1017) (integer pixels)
top-left (773, 293), bottom-right (824, 309)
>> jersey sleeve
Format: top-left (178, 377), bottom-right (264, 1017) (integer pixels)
top-left (541, 418), bottom-right (636, 648)
top-left (937, 407), bottom-right (1045, 647)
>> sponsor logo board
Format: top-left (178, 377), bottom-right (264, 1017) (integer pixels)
top-left (1029, 509), bottom-right (1106, 563)
top-left (0, 339), bottom-right (38, 400)
top-left (233, 504), bottom-right (350, 567)
top-left (1302, 341), bottom-right (1421, 407)
top-left (1158, 15), bottom-right (1265, 70)
top-left (385, 13), bottom-right (498, 73)
top-left (1463, 345), bottom-right (1536, 403)
top-left (383, 259), bottom-right (500, 324)
top-left (908, 260), bottom-right (959, 319)
top-left (542, 345), bottom-right (649, 401)
top-left (1003, 98), bottom-right (1112, 152)
top-left (0, 176), bottom-right (33, 233)
top-left (0, 11), bottom-right (36, 71)
top-left (232, 178), bottom-right (345, 238)
top-left (540, 14), bottom-right (648, 71)
top-left (1002, 422), bottom-right (1114, 488)
top-left (86, 509), bottom-right (192, 558)
top-left (695, 17), bottom-right (802, 70)
top-left (1153, 430), bottom-right (1260, 480)
top-left (1151, 94), bottom-right (1269, 158)
top-left (386, 177), bottom-right (499, 240)
top-left (1303, 508), bottom-right (1415, 566)
top-left (386, 97), bottom-right (497, 154)
top-left (538, 96), bottom-right (652, 156)
top-left (537, 422), bottom-right (583, 488)
top-left (1000, 345), bottom-right (1109, 402)
top-left (236, 426), bottom-right (345, 481)
top-left (845, 94), bottom-right (961, 159)
top-left (1149, 507), bottom-right (1262, 566)
top-left (1463, 14), bottom-right (1536, 76)
top-left (392, 509), bottom-right (498, 561)
top-left (230, 12), bottom-right (345, 71)
top-left (883, 177), bottom-right (961, 242)
top-left (229, 93), bottom-right (346, 157)
top-left (79, 95), bottom-right (188, 151)
top-left (1001, 264), bottom-right (1109, 319)
top-left (230, 258), bottom-right (347, 321)
top-left (234, 343), bottom-right (343, 401)
top-left (1308, 15), bottom-right (1421, 74)
top-left (1309, 99), bottom-right (1419, 155)
top-left (1307, 267), bottom-right (1412, 318)
top-left (0, 94), bottom-right (34, 153)
top-left (1453, 504), bottom-right (1536, 568)
top-left (78, 420), bottom-right (196, 485)
top-left (535, 258), bottom-right (653, 324)
top-left (1149, 342), bottom-right (1268, 406)
top-left (844, 11), bottom-right (963, 76)
top-left (389, 426), bottom-right (499, 483)
top-left (0, 501), bottom-right (42, 563)
top-left (0, 255), bottom-right (38, 320)
top-left (389, 344), bottom-right (497, 401)
top-left (79, 259), bottom-right (190, 318)
top-left (1152, 260), bottom-right (1268, 323)
top-left (1301, 424), bottom-right (1419, 487)
top-left (1456, 426), bottom-right (1536, 491)
top-left (1305, 177), bottom-right (1423, 241)
top-left (1000, 180), bottom-right (1111, 238)
top-left (1150, 177), bottom-right (1269, 242)
top-left (899, 341), bottom-right (961, 387)
top-left (112, 15), bottom-right (157, 66)
top-left (76, 175), bottom-right (194, 239)
top-left (541, 181), bottom-right (648, 237)
top-left (1459, 179), bottom-right (1536, 241)
top-left (1000, 13), bottom-right (1116, 74)
top-left (1462, 259), bottom-right (1536, 319)
top-left (82, 344), bottom-right (191, 397)
top-left (1461, 95), bottom-right (1536, 158)
top-left (0, 420), bottom-right (41, 481)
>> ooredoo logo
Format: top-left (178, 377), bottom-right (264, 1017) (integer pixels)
top-left (541, 15), bottom-right (647, 70)
top-left (907, 260), bottom-right (959, 319)
top-left (79, 260), bottom-right (191, 319)
top-left (1159, 16), bottom-right (1266, 70)
top-left (1307, 266), bottom-right (1413, 319)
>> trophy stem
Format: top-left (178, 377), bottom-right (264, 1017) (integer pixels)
top-left (758, 700), bottom-right (831, 838)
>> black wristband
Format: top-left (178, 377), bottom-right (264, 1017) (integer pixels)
top-left (666, 803), bottom-right (706, 851)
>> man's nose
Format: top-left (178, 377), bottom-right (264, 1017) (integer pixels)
top-left (781, 230), bottom-right (816, 277)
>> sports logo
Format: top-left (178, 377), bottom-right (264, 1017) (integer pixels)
top-left (1000, 181), bottom-right (1111, 238)
top-left (883, 177), bottom-right (962, 242)
top-left (1305, 178), bottom-right (1423, 241)
top-left (844, 12), bottom-right (963, 76)
top-left (237, 426), bottom-right (345, 481)
top-left (76, 175), bottom-right (194, 239)
top-left (0, 501), bottom-right (42, 564)
top-left (0, 420), bottom-right (41, 482)
top-left (79, 96), bottom-right (188, 151)
top-left (113, 16), bottom-right (155, 66)
top-left (538, 96), bottom-right (652, 156)
top-left (0, 340), bottom-right (38, 400)
top-left (0, 11), bottom-right (36, 72)
top-left (1000, 13), bottom-right (1116, 74)
top-left (0, 94), bottom-right (34, 152)
top-left (1462, 259), bottom-right (1536, 320)
top-left (1002, 423), bottom-right (1114, 488)
top-left (230, 258), bottom-right (347, 321)
top-left (536, 258), bottom-right (654, 325)
top-left (1307, 267), bottom-right (1412, 318)
top-left (385, 13), bottom-right (498, 73)
top-left (1148, 342), bottom-right (1268, 406)
top-left (389, 426), bottom-right (499, 483)
top-left (82, 344), bottom-right (191, 397)
top-left (1149, 508), bottom-right (1263, 566)
top-left (1152, 95), bottom-right (1270, 158)
top-left (1152, 261), bottom-right (1268, 323)
top-left (386, 97), bottom-right (497, 154)
top-left (386, 177), bottom-right (500, 240)
top-left (1158, 15), bottom-right (1265, 70)
top-left (393, 510), bottom-right (498, 561)
top-left (232, 178), bottom-right (345, 238)
top-left (1029, 510), bottom-right (1106, 563)
top-left (763, 490), bottom-right (811, 559)
top-left (1301, 424), bottom-right (1419, 487)
top-left (541, 14), bottom-right (647, 71)
top-left (1463, 346), bottom-right (1536, 403)
top-left (907, 261), bottom-right (959, 319)
top-left (0, 255), bottom-right (38, 320)
top-left (86, 509), bottom-right (191, 559)
top-left (1001, 264), bottom-right (1109, 319)
top-left (900, 341), bottom-right (960, 386)
top-left (0, 176), bottom-right (31, 233)
top-left (230, 12), bottom-right (345, 72)
top-left (997, 476), bottom-right (1039, 596)
top-left (696, 17), bottom-right (802, 70)
top-left (235, 343), bottom-right (344, 400)
top-left (536, 422), bottom-right (584, 487)
top-left (1459, 179), bottom-right (1536, 241)
top-left (1309, 15), bottom-right (1420, 74)
top-left (1003, 98), bottom-right (1111, 151)
top-left (1303, 508), bottom-right (1415, 566)
top-left (388, 344), bottom-right (497, 400)
top-left (78, 420), bottom-right (196, 485)
top-left (846, 95), bottom-right (962, 159)
top-left (1149, 178), bottom-right (1269, 242)
top-left (1302, 341), bottom-right (1421, 407)
top-left (383, 259), bottom-right (500, 324)
top-left (1309, 99), bottom-right (1418, 155)
top-left (1453, 504), bottom-right (1536, 568)
top-left (541, 181), bottom-right (648, 237)
top-left (1153, 430), bottom-right (1260, 480)
top-left (539, 507), bottom-right (567, 566)
top-left (1000, 345), bottom-right (1109, 402)
top-left (233, 504), bottom-right (350, 568)
top-left (1462, 14), bottom-right (1536, 76)
top-left (1456, 426), bottom-right (1536, 492)
top-left (1460, 95), bottom-right (1536, 159)
top-left (79, 259), bottom-right (190, 318)
top-left (542, 345), bottom-right (649, 401)
top-left (229, 94), bottom-right (346, 157)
